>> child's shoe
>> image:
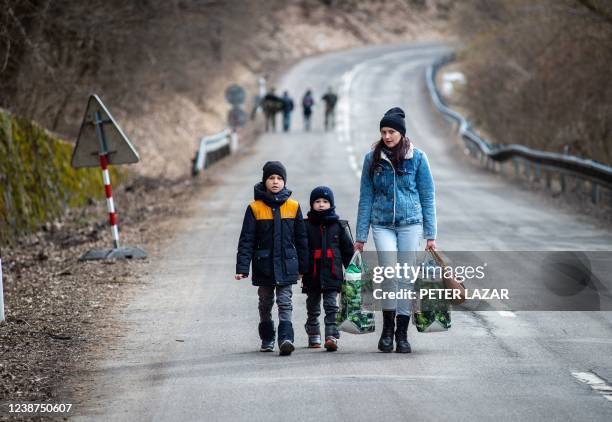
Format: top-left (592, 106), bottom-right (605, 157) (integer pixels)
top-left (278, 321), bottom-right (295, 356)
top-left (259, 321), bottom-right (275, 352)
top-left (279, 339), bottom-right (295, 356)
top-left (324, 336), bottom-right (338, 352)
top-left (260, 340), bottom-right (275, 352)
top-left (308, 334), bottom-right (322, 348)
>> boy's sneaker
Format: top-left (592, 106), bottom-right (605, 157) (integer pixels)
top-left (324, 336), bottom-right (338, 352)
top-left (260, 340), bottom-right (275, 352)
top-left (279, 339), bottom-right (295, 356)
top-left (308, 334), bottom-right (322, 348)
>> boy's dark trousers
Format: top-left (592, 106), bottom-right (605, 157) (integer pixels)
top-left (305, 290), bottom-right (339, 338)
top-left (258, 285), bottom-right (293, 322)
top-left (258, 285), bottom-right (294, 345)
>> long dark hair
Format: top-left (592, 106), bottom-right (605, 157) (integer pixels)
top-left (369, 135), bottom-right (411, 176)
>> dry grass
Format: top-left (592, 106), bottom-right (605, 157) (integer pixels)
top-left (451, 0), bottom-right (612, 165)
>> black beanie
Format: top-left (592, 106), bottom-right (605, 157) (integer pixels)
top-left (379, 107), bottom-right (406, 136)
top-left (310, 186), bottom-right (335, 208)
top-left (262, 161), bottom-right (287, 183)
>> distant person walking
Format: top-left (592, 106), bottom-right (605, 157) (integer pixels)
top-left (322, 87), bottom-right (338, 131)
top-left (302, 89), bottom-right (315, 131)
top-left (281, 91), bottom-right (294, 132)
top-left (355, 107), bottom-right (437, 354)
top-left (262, 88), bottom-right (283, 132)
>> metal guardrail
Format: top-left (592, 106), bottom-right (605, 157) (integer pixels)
top-left (427, 54), bottom-right (612, 203)
top-left (192, 129), bottom-right (234, 176)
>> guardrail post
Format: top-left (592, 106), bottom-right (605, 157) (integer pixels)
top-left (591, 182), bottom-right (600, 204)
top-left (560, 173), bottom-right (566, 193)
top-left (545, 170), bottom-right (551, 189)
top-left (534, 163), bottom-right (541, 181)
top-left (201, 141), bottom-right (208, 170)
top-left (230, 130), bottom-right (238, 153)
top-left (513, 158), bottom-right (519, 178)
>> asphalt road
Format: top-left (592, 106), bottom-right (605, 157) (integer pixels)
top-left (72, 42), bottom-right (612, 421)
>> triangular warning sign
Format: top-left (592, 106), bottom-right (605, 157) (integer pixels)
top-left (71, 94), bottom-right (140, 168)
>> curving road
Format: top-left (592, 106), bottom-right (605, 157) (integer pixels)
top-left (72, 43), bottom-right (612, 421)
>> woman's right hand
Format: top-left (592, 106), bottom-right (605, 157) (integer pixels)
top-left (234, 274), bottom-right (247, 280)
top-left (354, 241), bottom-right (365, 252)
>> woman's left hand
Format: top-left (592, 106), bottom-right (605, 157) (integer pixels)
top-left (425, 239), bottom-right (436, 251)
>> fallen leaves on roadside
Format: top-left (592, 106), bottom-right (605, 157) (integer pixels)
top-left (0, 174), bottom-right (204, 419)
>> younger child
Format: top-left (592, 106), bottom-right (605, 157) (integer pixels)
top-left (302, 186), bottom-right (354, 351)
top-left (235, 161), bottom-right (308, 356)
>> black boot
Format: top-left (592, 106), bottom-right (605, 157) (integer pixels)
top-left (258, 321), bottom-right (275, 352)
top-left (395, 315), bottom-right (412, 353)
top-left (378, 311), bottom-right (395, 353)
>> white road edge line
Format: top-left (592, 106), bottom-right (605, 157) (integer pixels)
top-left (572, 371), bottom-right (612, 402)
top-left (337, 63), bottom-right (360, 179)
top-left (338, 52), bottom-right (398, 179)
top-left (337, 52), bottom-right (438, 180)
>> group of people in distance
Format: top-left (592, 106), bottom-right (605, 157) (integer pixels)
top-left (260, 87), bottom-right (338, 133)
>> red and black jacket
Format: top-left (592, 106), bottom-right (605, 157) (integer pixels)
top-left (302, 218), bottom-right (354, 293)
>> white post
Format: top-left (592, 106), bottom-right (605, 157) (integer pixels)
top-left (95, 111), bottom-right (120, 250)
top-left (231, 130), bottom-right (239, 153)
top-left (0, 256), bottom-right (5, 322)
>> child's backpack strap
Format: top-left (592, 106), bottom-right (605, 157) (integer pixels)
top-left (339, 219), bottom-right (354, 243)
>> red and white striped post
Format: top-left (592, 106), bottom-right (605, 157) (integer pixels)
top-left (99, 153), bottom-right (120, 249)
top-left (73, 95), bottom-right (146, 261)
top-left (94, 110), bottom-right (121, 250)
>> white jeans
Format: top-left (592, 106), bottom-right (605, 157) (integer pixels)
top-left (372, 224), bottom-right (423, 316)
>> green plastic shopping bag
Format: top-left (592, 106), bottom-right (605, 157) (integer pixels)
top-left (413, 251), bottom-right (452, 333)
top-left (337, 251), bottom-right (376, 334)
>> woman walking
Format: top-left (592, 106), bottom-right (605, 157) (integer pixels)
top-left (354, 107), bottom-right (437, 353)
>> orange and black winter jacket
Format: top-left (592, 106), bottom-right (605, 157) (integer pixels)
top-left (236, 183), bottom-right (308, 286)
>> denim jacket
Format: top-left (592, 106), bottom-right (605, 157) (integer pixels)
top-left (356, 147), bottom-right (437, 242)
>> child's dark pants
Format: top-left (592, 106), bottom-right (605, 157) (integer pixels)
top-left (258, 285), bottom-right (294, 345)
top-left (305, 291), bottom-right (339, 338)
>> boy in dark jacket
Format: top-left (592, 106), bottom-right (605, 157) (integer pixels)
top-left (302, 186), bottom-right (354, 351)
top-left (235, 161), bottom-right (308, 356)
